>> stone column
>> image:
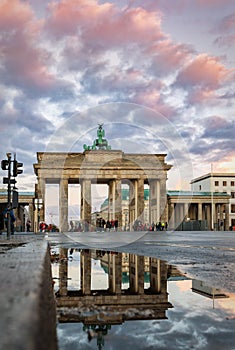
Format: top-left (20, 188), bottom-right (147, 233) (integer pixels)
top-left (149, 179), bottom-right (160, 224)
top-left (59, 178), bottom-right (68, 232)
top-left (156, 180), bottom-right (161, 222)
top-left (160, 178), bottom-right (167, 224)
top-left (115, 179), bottom-right (122, 229)
top-left (184, 203), bottom-right (189, 220)
top-left (212, 203), bottom-right (216, 230)
top-left (207, 205), bottom-right (211, 230)
top-left (149, 180), bottom-right (154, 224)
top-left (137, 178), bottom-right (144, 223)
top-left (129, 254), bottom-right (144, 294)
top-left (198, 203), bottom-right (202, 220)
top-left (81, 179), bottom-right (91, 230)
top-left (108, 253), bottom-right (122, 294)
top-left (225, 203), bottom-right (230, 231)
top-left (108, 179), bottom-right (122, 227)
top-left (108, 180), bottom-right (115, 220)
top-left (28, 202), bottom-right (34, 223)
top-left (38, 178), bottom-right (45, 223)
top-left (59, 248), bottom-right (68, 296)
top-left (129, 180), bottom-right (135, 227)
top-left (149, 258), bottom-right (161, 293)
top-left (80, 250), bottom-right (91, 295)
top-left (28, 202), bottom-right (34, 232)
top-left (168, 203), bottom-right (175, 230)
top-left (180, 204), bottom-right (184, 223)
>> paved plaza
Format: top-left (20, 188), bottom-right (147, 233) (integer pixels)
top-left (45, 229), bottom-right (235, 293)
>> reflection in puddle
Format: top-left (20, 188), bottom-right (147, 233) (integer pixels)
top-left (51, 248), bottom-right (235, 350)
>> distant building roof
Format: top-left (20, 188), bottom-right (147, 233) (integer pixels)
top-left (100, 188), bottom-right (149, 209)
top-left (191, 173), bottom-right (235, 184)
top-left (167, 190), bottom-right (230, 197)
top-left (0, 191), bottom-right (35, 197)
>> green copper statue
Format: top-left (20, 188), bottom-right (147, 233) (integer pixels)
top-left (83, 124), bottom-right (111, 151)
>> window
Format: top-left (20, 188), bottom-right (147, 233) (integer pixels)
top-left (199, 185), bottom-right (201, 190)
top-left (223, 181), bottom-right (227, 186)
top-left (231, 204), bottom-right (235, 213)
top-left (215, 181), bottom-right (219, 186)
top-left (231, 192), bottom-right (235, 199)
top-left (231, 181), bottom-right (235, 186)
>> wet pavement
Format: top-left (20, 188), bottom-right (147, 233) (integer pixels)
top-left (51, 247), bottom-right (235, 350)
top-left (47, 230), bottom-right (235, 293)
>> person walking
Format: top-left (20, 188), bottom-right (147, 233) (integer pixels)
top-left (26, 220), bottom-right (31, 232)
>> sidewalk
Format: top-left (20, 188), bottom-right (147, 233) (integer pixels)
top-left (0, 233), bottom-right (57, 350)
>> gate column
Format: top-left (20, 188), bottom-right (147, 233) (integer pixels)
top-left (37, 179), bottom-right (46, 224)
top-left (160, 178), bottom-right (167, 224)
top-left (108, 179), bottom-right (122, 229)
top-left (81, 179), bottom-right (91, 230)
top-left (115, 179), bottom-right (122, 229)
top-left (108, 180), bottom-right (115, 220)
top-left (137, 178), bottom-right (145, 223)
top-left (59, 178), bottom-right (68, 232)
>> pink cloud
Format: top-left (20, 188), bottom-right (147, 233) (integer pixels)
top-left (46, 0), bottom-right (114, 37)
top-left (0, 0), bottom-right (56, 92)
top-left (148, 40), bottom-right (192, 76)
top-left (46, 0), bottom-right (164, 46)
top-left (0, 0), bottom-right (34, 30)
top-left (134, 88), bottom-right (176, 118)
top-left (216, 150), bottom-right (235, 172)
top-left (188, 88), bottom-right (216, 104)
top-left (176, 54), bottom-right (232, 89)
top-left (215, 34), bottom-right (235, 48)
top-left (203, 115), bottom-right (229, 129)
top-left (218, 12), bottom-right (235, 32)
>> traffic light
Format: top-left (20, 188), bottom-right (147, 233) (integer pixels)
top-left (13, 160), bottom-right (23, 177)
top-left (1, 159), bottom-right (9, 170)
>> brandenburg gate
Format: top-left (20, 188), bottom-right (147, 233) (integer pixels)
top-left (33, 125), bottom-right (172, 232)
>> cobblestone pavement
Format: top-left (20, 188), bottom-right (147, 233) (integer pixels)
top-left (46, 230), bottom-right (235, 293)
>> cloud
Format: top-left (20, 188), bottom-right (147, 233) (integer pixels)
top-left (176, 54), bottom-right (231, 89)
top-left (46, 0), bottom-right (164, 45)
top-left (217, 12), bottom-right (235, 32)
top-left (0, 0), bottom-right (74, 98)
top-left (175, 54), bottom-right (234, 105)
top-left (176, 115), bottom-right (235, 169)
top-left (0, 0), bottom-right (50, 90)
top-left (214, 34), bottom-right (235, 48)
top-left (201, 115), bottom-right (235, 140)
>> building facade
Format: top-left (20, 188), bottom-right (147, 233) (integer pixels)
top-left (191, 173), bottom-right (235, 228)
top-left (96, 189), bottom-right (230, 231)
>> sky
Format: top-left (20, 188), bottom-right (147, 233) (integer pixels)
top-left (0, 0), bottom-right (235, 206)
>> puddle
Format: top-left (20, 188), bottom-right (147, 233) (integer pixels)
top-left (51, 248), bottom-right (235, 350)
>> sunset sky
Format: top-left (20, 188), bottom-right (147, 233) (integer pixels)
top-left (0, 0), bottom-right (234, 199)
